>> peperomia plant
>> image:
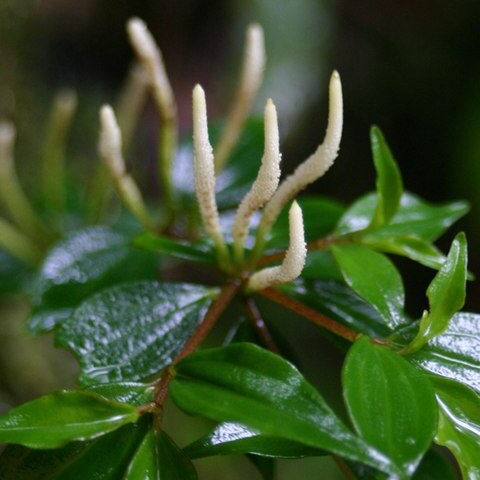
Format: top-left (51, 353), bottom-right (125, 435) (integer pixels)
top-left (0, 17), bottom-right (478, 480)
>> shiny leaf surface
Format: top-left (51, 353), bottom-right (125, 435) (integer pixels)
top-left (370, 126), bottom-right (403, 227)
top-left (56, 281), bottom-right (216, 385)
top-left (0, 391), bottom-right (138, 448)
top-left (343, 337), bottom-right (437, 477)
top-left (85, 382), bottom-right (155, 407)
top-left (171, 343), bottom-right (395, 475)
top-left (332, 244), bottom-right (407, 330)
top-left (430, 376), bottom-right (480, 479)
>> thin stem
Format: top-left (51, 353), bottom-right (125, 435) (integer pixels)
top-left (243, 297), bottom-right (280, 353)
top-left (154, 280), bottom-right (241, 406)
top-left (260, 287), bottom-right (359, 343)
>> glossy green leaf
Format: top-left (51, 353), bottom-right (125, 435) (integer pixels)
top-left (332, 244), bottom-right (406, 330)
top-left (85, 382), bottom-right (155, 407)
top-left (0, 391), bottom-right (139, 448)
top-left (184, 422), bottom-right (325, 459)
top-left (407, 233), bottom-right (467, 353)
top-left (134, 233), bottom-right (215, 263)
top-left (343, 337), bottom-right (437, 477)
top-left (56, 281), bottom-right (217, 384)
top-left (336, 192), bottom-right (468, 241)
top-left (124, 430), bottom-right (158, 480)
top-left (171, 343), bottom-right (396, 475)
top-left (370, 126), bottom-right (403, 227)
top-left (29, 226), bottom-right (156, 333)
top-left (430, 376), bottom-right (480, 479)
top-left (282, 279), bottom-right (392, 338)
top-left (362, 234), bottom-right (446, 270)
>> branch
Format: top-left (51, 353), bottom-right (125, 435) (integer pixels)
top-left (243, 297), bottom-right (280, 353)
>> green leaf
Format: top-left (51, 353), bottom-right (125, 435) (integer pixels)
top-left (29, 226), bottom-right (156, 333)
top-left (300, 251), bottom-right (344, 281)
top-left (184, 422), bottom-right (325, 459)
top-left (247, 455), bottom-right (275, 480)
top-left (343, 337), bottom-right (437, 477)
top-left (406, 233), bottom-right (467, 353)
top-left (331, 244), bottom-right (407, 330)
top-left (429, 376), bottom-right (480, 479)
top-left (362, 234), bottom-right (446, 270)
top-left (336, 192), bottom-right (468, 241)
top-left (125, 430), bottom-right (197, 480)
top-left (369, 126), bottom-right (403, 227)
top-left (56, 281), bottom-right (217, 385)
top-left (0, 249), bottom-right (32, 294)
top-left (0, 391), bottom-right (138, 448)
top-left (170, 343), bottom-right (396, 475)
top-left (134, 233), bottom-right (215, 263)
top-left (85, 382), bottom-right (155, 407)
top-left (282, 279), bottom-right (392, 338)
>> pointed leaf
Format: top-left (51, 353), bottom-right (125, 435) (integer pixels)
top-left (0, 391), bottom-right (138, 448)
top-left (406, 233), bottom-right (467, 353)
top-left (370, 126), bottom-right (403, 227)
top-left (56, 281), bottom-right (217, 384)
top-left (343, 337), bottom-right (437, 477)
top-left (170, 343), bottom-right (396, 475)
top-left (85, 382), bottom-right (155, 407)
top-left (332, 244), bottom-right (406, 329)
top-left (430, 376), bottom-right (480, 479)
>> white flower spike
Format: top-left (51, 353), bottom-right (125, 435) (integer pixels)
top-left (192, 85), bottom-right (230, 268)
top-left (253, 71), bottom-right (343, 259)
top-left (247, 201), bottom-right (306, 292)
top-left (232, 98), bottom-right (281, 264)
top-left (214, 23), bottom-right (266, 172)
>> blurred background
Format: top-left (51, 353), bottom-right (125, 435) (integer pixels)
top-left (0, 0), bottom-right (479, 477)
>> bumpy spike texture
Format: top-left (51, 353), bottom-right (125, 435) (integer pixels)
top-left (99, 105), bottom-right (125, 177)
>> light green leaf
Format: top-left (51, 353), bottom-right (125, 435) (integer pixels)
top-left (0, 391), bottom-right (139, 449)
top-left (85, 382), bottom-right (155, 407)
top-left (331, 244), bottom-right (406, 330)
top-left (369, 126), bottom-right (403, 227)
top-left (343, 337), bottom-right (437, 478)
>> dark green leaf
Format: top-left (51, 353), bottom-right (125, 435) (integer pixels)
top-left (248, 455), bottom-right (275, 480)
top-left (30, 226), bottom-right (156, 333)
top-left (429, 376), bottom-right (480, 479)
top-left (336, 192), bottom-right (468, 241)
top-left (343, 337), bottom-right (437, 477)
top-left (134, 233), bottom-right (215, 263)
top-left (56, 281), bottom-right (217, 385)
top-left (171, 343), bottom-right (396, 475)
top-left (282, 279), bottom-right (392, 338)
top-left (406, 233), bottom-right (467, 353)
top-left (332, 244), bottom-right (406, 330)
top-left (370, 126), bottom-right (403, 227)
top-left (124, 430), bottom-right (158, 480)
top-left (0, 249), bottom-right (32, 294)
top-left (300, 251), bottom-right (344, 281)
top-left (184, 422), bottom-right (325, 459)
top-left (0, 391), bottom-right (138, 448)
top-left (85, 382), bottom-right (155, 407)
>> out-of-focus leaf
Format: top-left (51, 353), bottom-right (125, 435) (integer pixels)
top-left (369, 126), bottom-right (403, 227)
top-left (332, 244), bottom-right (407, 330)
top-left (29, 226), bottom-right (156, 333)
top-left (406, 233), bottom-right (467, 353)
top-left (56, 281), bottom-right (216, 385)
top-left (171, 343), bottom-right (396, 475)
top-left (336, 192), bottom-right (468, 241)
top-left (184, 422), bottom-right (325, 459)
top-left (248, 455), bottom-right (275, 480)
top-left (0, 391), bottom-right (138, 448)
top-left (0, 249), bottom-right (32, 294)
top-left (343, 337), bottom-right (437, 477)
top-left (300, 251), bottom-right (343, 281)
top-left (282, 279), bottom-right (392, 338)
top-left (429, 376), bottom-right (480, 479)
top-left (85, 382), bottom-right (155, 407)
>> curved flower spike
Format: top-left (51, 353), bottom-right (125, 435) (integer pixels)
top-left (252, 71), bottom-right (343, 260)
top-left (192, 85), bottom-right (230, 269)
top-left (215, 23), bottom-right (266, 172)
top-left (126, 18), bottom-right (176, 123)
top-left (99, 105), bottom-right (153, 230)
top-left (247, 201), bottom-right (306, 292)
top-left (232, 98), bottom-right (281, 264)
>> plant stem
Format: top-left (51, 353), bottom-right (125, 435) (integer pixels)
top-left (243, 297), bottom-right (280, 353)
top-left (260, 287), bottom-right (360, 342)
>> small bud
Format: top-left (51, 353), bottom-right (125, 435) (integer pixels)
top-left (247, 201), bottom-right (306, 291)
top-left (99, 105), bottom-right (125, 177)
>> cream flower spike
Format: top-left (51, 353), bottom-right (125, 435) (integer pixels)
top-left (247, 201), bottom-right (306, 292)
top-left (232, 98), bottom-right (281, 264)
top-left (126, 17), bottom-right (176, 122)
top-left (214, 23), bottom-right (266, 172)
top-left (99, 105), bottom-right (153, 229)
top-left (192, 85), bottom-right (230, 268)
top-left (253, 71), bottom-right (343, 257)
